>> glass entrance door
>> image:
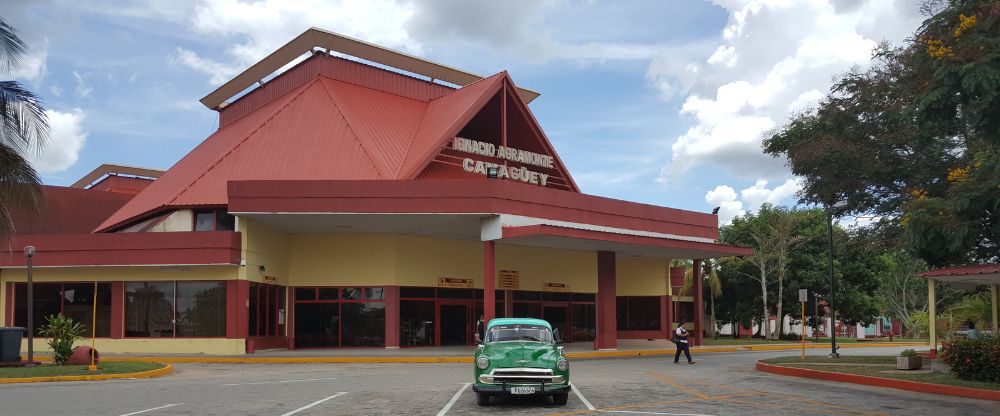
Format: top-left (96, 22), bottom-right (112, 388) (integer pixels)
top-left (543, 305), bottom-right (570, 342)
top-left (439, 304), bottom-right (469, 346)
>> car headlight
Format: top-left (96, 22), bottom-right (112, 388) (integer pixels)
top-left (477, 356), bottom-right (490, 370)
top-left (556, 358), bottom-right (569, 371)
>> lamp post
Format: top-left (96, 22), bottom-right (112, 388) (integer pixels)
top-left (826, 200), bottom-right (847, 358)
top-left (24, 245), bottom-right (35, 366)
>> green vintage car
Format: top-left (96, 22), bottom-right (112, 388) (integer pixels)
top-left (473, 318), bottom-right (570, 406)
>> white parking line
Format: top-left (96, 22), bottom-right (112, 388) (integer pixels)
top-left (602, 411), bottom-right (716, 416)
top-left (118, 403), bottom-right (182, 416)
top-left (436, 383), bottom-right (471, 416)
top-left (279, 392), bottom-right (348, 416)
top-left (223, 377), bottom-right (337, 386)
top-left (572, 384), bottom-right (596, 411)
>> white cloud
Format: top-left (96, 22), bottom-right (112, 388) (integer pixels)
top-left (705, 177), bottom-right (803, 224)
top-left (175, 0), bottom-right (421, 85)
top-left (705, 185), bottom-right (745, 225)
top-left (49, 84), bottom-right (63, 96)
top-left (29, 109), bottom-right (88, 174)
top-left (73, 71), bottom-right (92, 98)
top-left (659, 0), bottom-right (923, 182)
top-left (9, 38), bottom-right (48, 83)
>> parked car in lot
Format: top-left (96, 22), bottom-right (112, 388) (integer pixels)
top-left (473, 318), bottom-right (570, 406)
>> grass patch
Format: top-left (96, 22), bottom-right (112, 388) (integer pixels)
top-left (763, 356), bottom-right (1000, 391)
top-left (763, 355), bottom-right (895, 365)
top-left (0, 362), bottom-right (164, 379)
top-left (703, 337), bottom-right (927, 346)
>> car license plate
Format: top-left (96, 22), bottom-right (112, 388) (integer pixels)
top-left (510, 386), bottom-right (536, 395)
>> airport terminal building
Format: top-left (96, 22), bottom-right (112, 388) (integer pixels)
top-left (0, 29), bottom-right (749, 355)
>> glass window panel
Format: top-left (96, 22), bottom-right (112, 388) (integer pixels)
top-left (266, 285), bottom-right (277, 336)
top-left (513, 291), bottom-right (541, 301)
top-left (249, 283), bottom-right (260, 336)
top-left (400, 300), bottom-right (435, 346)
top-left (512, 302), bottom-right (541, 319)
top-left (341, 302), bottom-right (385, 347)
top-left (61, 283), bottom-right (112, 337)
top-left (194, 210), bottom-right (214, 231)
top-left (436, 288), bottom-right (473, 299)
top-left (126, 282), bottom-right (175, 337)
top-left (616, 297), bottom-right (628, 331)
top-left (318, 288), bottom-right (339, 300)
top-left (677, 302), bottom-right (695, 323)
top-left (542, 292), bottom-right (571, 301)
top-left (295, 287), bottom-right (316, 301)
top-left (571, 303), bottom-right (596, 342)
top-left (341, 288), bottom-right (363, 300)
top-left (215, 210), bottom-right (236, 231)
top-left (400, 287), bottom-right (434, 298)
top-left (571, 293), bottom-right (596, 302)
top-left (496, 290), bottom-right (505, 300)
top-left (294, 303), bottom-right (339, 347)
top-left (630, 297), bottom-right (661, 330)
top-left (14, 283), bottom-right (63, 336)
top-left (365, 287), bottom-right (384, 300)
top-left (276, 286), bottom-right (287, 333)
top-left (176, 282), bottom-right (227, 337)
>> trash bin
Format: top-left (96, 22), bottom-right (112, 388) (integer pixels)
top-left (0, 327), bottom-right (26, 362)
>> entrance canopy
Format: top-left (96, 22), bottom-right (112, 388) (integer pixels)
top-left (920, 264), bottom-right (1000, 356)
top-left (228, 179), bottom-right (750, 260)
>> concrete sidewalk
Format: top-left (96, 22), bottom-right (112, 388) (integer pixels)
top-left (30, 339), bottom-right (927, 364)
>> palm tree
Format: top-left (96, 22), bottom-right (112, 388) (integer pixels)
top-left (679, 259), bottom-right (723, 338)
top-left (1, 17), bottom-right (48, 241)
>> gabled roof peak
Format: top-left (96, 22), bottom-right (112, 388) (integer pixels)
top-left (200, 27), bottom-right (540, 110)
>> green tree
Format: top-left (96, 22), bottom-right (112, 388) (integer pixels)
top-left (763, 0), bottom-right (1000, 266)
top-left (1, 17), bottom-right (48, 240)
top-left (874, 249), bottom-right (929, 334)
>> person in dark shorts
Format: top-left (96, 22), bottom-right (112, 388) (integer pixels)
top-left (673, 323), bottom-right (694, 364)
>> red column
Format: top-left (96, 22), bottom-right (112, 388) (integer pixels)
top-left (484, 241), bottom-right (496, 324)
top-left (110, 282), bottom-right (124, 339)
top-left (504, 290), bottom-right (513, 318)
top-left (226, 280), bottom-right (249, 339)
top-left (384, 286), bottom-right (400, 348)
top-left (596, 251), bottom-right (617, 350)
top-left (693, 259), bottom-right (704, 346)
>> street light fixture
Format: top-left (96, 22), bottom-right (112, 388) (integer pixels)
top-left (24, 245), bottom-right (36, 367)
top-left (826, 200), bottom-right (847, 358)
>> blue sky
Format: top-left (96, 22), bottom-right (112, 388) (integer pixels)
top-left (6, 0), bottom-right (924, 223)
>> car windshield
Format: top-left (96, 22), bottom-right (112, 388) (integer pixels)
top-left (486, 324), bottom-right (553, 343)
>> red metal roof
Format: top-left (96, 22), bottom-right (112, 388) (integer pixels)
top-left (97, 62), bottom-right (570, 232)
top-left (920, 264), bottom-right (1000, 278)
top-left (89, 175), bottom-right (154, 194)
top-left (11, 186), bottom-right (133, 234)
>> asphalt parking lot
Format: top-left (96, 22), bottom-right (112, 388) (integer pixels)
top-left (0, 347), bottom-right (994, 416)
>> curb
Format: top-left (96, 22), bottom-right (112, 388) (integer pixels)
top-left (755, 361), bottom-right (1000, 402)
top-left (0, 363), bottom-right (173, 384)
top-left (23, 343), bottom-right (923, 364)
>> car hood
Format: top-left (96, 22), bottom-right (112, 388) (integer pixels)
top-left (483, 341), bottom-right (560, 369)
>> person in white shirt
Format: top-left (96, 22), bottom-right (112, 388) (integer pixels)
top-left (673, 323), bottom-right (694, 364)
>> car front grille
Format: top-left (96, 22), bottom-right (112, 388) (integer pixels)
top-left (480, 367), bottom-right (565, 384)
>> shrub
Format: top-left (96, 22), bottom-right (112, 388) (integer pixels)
top-left (900, 349), bottom-right (919, 358)
top-left (941, 334), bottom-right (1000, 382)
top-left (37, 314), bottom-right (86, 365)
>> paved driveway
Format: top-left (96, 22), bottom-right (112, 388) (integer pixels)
top-left (0, 347), bottom-right (992, 415)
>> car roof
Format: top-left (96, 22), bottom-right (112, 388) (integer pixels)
top-left (487, 318), bottom-right (551, 329)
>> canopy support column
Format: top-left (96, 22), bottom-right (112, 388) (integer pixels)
top-left (596, 251), bottom-right (617, 350)
top-left (693, 259), bottom-right (704, 346)
top-left (928, 278), bottom-right (937, 358)
top-left (484, 241), bottom-right (496, 325)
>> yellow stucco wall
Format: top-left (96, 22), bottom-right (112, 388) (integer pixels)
top-left (288, 234), bottom-right (396, 286)
top-left (21, 338), bottom-right (244, 355)
top-left (496, 244), bottom-right (597, 292)
top-left (616, 257), bottom-right (670, 296)
top-left (241, 218), bottom-right (290, 285)
top-left (394, 235), bottom-right (481, 287)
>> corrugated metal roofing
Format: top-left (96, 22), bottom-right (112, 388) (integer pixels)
top-left (13, 186), bottom-right (133, 234)
top-left (98, 67), bottom-right (567, 232)
top-left (920, 264), bottom-right (1000, 277)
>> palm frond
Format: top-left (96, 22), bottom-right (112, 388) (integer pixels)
top-left (0, 18), bottom-right (27, 76)
top-left (0, 80), bottom-right (48, 152)
top-left (0, 142), bottom-right (43, 241)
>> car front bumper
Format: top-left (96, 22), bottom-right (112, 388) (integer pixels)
top-left (473, 382), bottom-right (571, 395)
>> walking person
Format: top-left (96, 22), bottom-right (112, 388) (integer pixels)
top-left (475, 314), bottom-right (486, 343)
top-left (673, 323), bottom-right (694, 364)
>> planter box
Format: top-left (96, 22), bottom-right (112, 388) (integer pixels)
top-left (897, 356), bottom-right (923, 370)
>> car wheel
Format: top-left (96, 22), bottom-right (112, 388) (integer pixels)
top-left (477, 392), bottom-right (491, 406)
top-left (552, 393), bottom-right (568, 406)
